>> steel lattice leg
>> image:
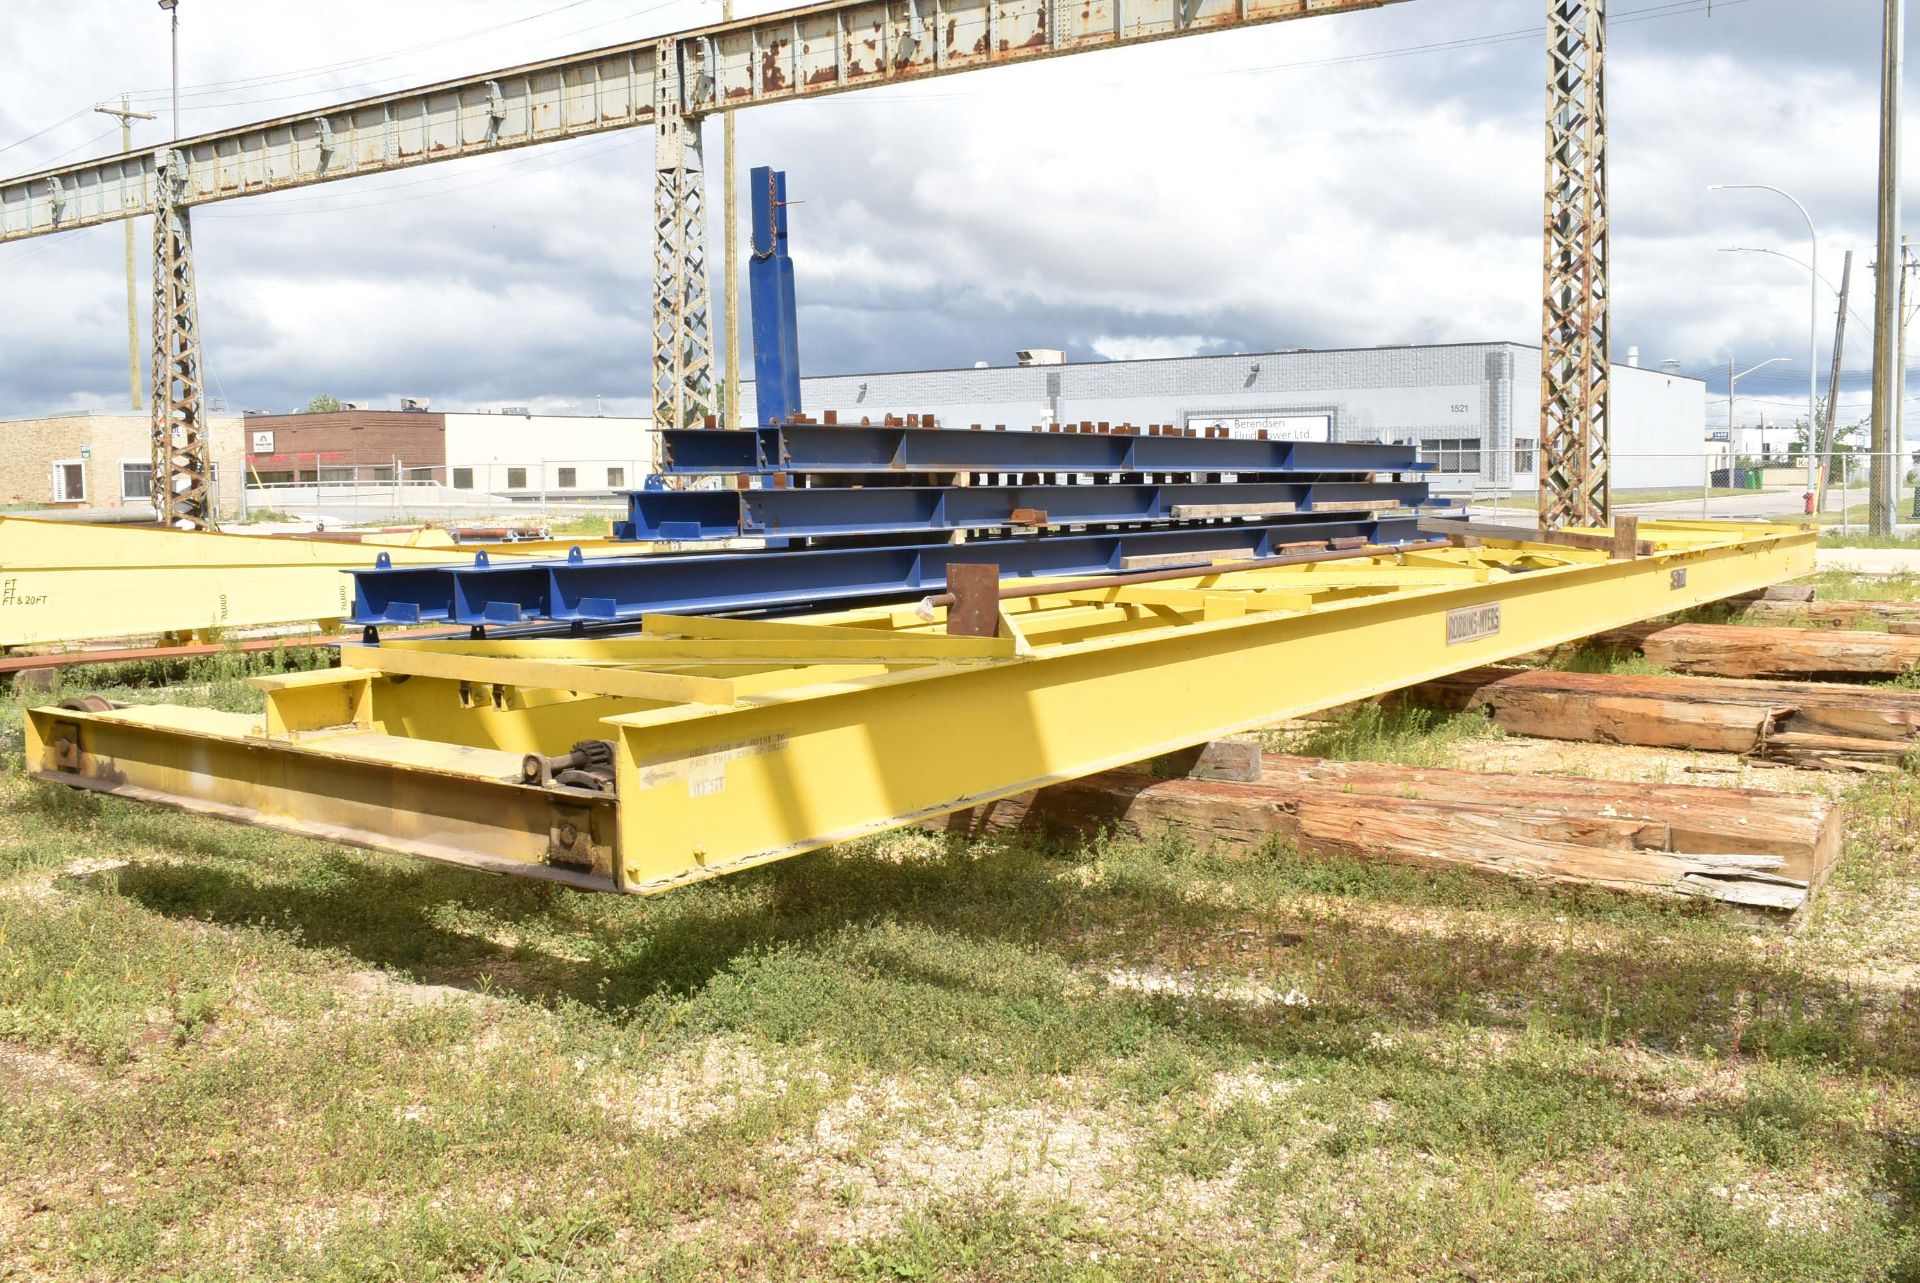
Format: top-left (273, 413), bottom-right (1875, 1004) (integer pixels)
top-left (149, 152), bottom-right (213, 531)
top-left (1538, 0), bottom-right (1609, 529)
top-left (651, 40), bottom-right (715, 461)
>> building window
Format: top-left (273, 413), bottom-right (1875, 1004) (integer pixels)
top-left (317, 467), bottom-right (354, 484)
top-left (1512, 438), bottom-right (1537, 474)
top-left (507, 467), bottom-right (527, 489)
top-left (371, 466), bottom-right (396, 483)
top-left (121, 461), bottom-right (153, 501)
top-left (52, 459), bottom-right (85, 502)
top-left (452, 467), bottom-right (473, 490)
top-left (557, 467), bottom-right (577, 488)
top-left (606, 467), bottom-right (625, 488)
top-left (1420, 438), bottom-right (1482, 474)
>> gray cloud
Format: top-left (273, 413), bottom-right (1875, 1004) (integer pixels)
top-left (0, 0), bottom-right (1914, 427)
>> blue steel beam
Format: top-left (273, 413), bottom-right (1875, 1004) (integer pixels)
top-left (659, 425), bottom-right (1424, 476)
top-left (748, 166), bottom-right (803, 427)
top-left (620, 479), bottom-right (1443, 541)
top-left (352, 515), bottom-right (1423, 628)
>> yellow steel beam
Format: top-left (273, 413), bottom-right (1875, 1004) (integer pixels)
top-left (377, 631), bottom-right (1017, 665)
top-left (339, 646), bottom-right (738, 706)
top-left (25, 520), bottom-right (1815, 895)
top-left (0, 515), bottom-right (496, 647)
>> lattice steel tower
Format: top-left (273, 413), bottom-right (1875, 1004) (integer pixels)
top-left (652, 38), bottom-right (716, 456)
top-left (1538, 0), bottom-right (1610, 528)
top-left (149, 149), bottom-right (214, 531)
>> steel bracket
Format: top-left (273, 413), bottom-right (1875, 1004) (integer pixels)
top-left (546, 800), bottom-right (611, 874)
top-left (484, 82), bottom-right (507, 140)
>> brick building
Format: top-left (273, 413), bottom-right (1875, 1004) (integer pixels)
top-left (0, 411), bottom-right (246, 516)
top-left (241, 408), bottom-right (654, 497)
top-left (240, 409), bottom-right (447, 485)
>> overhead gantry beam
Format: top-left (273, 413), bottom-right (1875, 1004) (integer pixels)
top-left (0, 0), bottom-right (1408, 244)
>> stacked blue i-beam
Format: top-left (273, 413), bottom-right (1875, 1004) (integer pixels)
top-left (349, 419), bottom-right (1448, 630)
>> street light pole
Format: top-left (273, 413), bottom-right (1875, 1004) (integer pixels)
top-left (1710, 184), bottom-right (1820, 519)
top-left (158, 0), bottom-right (180, 140)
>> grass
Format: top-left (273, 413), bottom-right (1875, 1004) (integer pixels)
top-left (0, 664), bottom-right (1916, 1279)
top-left (1268, 701), bottom-right (1503, 766)
top-left (546, 512), bottom-right (614, 537)
top-left (1545, 643), bottom-right (1671, 676)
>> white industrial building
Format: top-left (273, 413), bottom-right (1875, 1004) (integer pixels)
top-left (741, 342), bottom-right (1708, 493)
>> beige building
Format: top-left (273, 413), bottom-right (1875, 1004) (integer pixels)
top-left (0, 411), bottom-right (246, 517)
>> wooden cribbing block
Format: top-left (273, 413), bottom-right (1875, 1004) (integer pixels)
top-left (1169, 502), bottom-right (1298, 519)
top-left (1118, 548), bottom-right (1254, 571)
top-left (938, 751), bottom-right (1840, 914)
top-left (1416, 516), bottom-right (1657, 558)
top-left (1729, 598), bottom-right (1920, 629)
top-left (1405, 666), bottom-right (1920, 770)
top-left (1580, 622), bottom-right (1920, 681)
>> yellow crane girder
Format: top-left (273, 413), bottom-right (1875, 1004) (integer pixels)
top-left (25, 520), bottom-right (1812, 893)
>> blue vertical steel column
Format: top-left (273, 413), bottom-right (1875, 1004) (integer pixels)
top-left (748, 166), bottom-right (802, 426)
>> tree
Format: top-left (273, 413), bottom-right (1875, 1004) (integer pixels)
top-left (1790, 416), bottom-right (1868, 483)
top-left (1788, 416), bottom-right (1866, 461)
top-left (305, 395), bottom-right (342, 414)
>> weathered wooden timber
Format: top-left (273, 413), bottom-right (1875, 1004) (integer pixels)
top-left (1406, 666), bottom-right (1920, 769)
top-left (939, 752), bottom-right (1841, 914)
top-left (1577, 622), bottom-right (1920, 681)
top-left (1725, 598), bottom-right (1920, 629)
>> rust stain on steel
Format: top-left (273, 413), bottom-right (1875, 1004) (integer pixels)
top-left (762, 44), bottom-right (789, 89)
top-left (807, 63), bottom-right (838, 85)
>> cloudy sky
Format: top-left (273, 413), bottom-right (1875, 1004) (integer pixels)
top-left (0, 0), bottom-right (1912, 433)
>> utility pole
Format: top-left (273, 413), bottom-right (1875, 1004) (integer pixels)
top-left (1871, 0), bottom-right (1904, 535)
top-left (1816, 249), bottom-right (1854, 513)
top-left (94, 96), bottom-right (156, 412)
top-left (1901, 235), bottom-right (1914, 517)
top-left (721, 0), bottom-right (740, 430)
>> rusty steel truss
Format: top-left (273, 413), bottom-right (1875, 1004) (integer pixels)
top-left (149, 150), bottom-right (213, 532)
top-left (652, 39), bottom-right (716, 440)
top-left (1539, 0), bottom-right (1610, 529)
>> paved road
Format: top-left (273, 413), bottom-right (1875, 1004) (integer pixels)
top-left (1617, 489), bottom-right (1811, 521)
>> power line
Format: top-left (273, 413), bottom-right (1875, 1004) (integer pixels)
top-left (130, 0), bottom-right (696, 117)
top-left (0, 0), bottom-right (684, 159)
top-left (119, 0), bottom-right (606, 99)
top-left (0, 107), bottom-right (93, 157)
